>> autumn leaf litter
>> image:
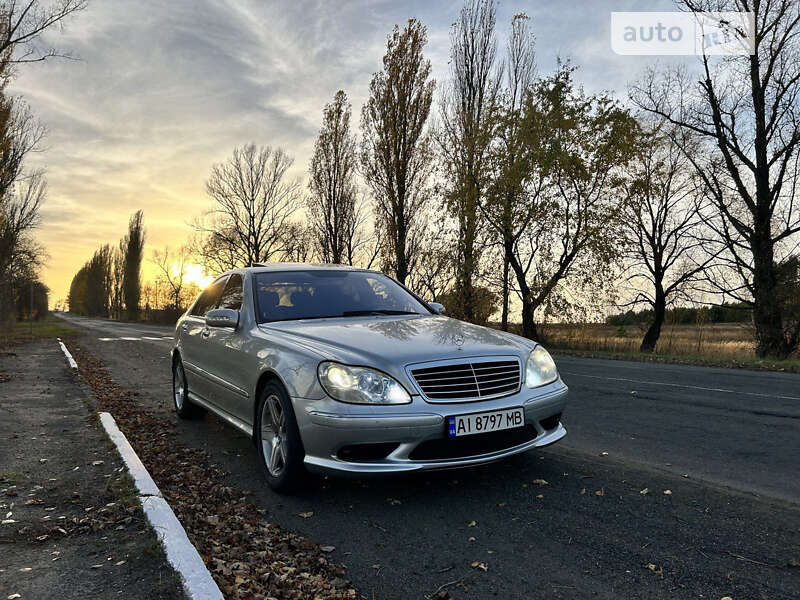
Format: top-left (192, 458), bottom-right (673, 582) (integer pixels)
top-left (66, 341), bottom-right (362, 600)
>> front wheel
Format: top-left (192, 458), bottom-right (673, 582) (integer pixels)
top-left (255, 382), bottom-right (306, 492)
top-left (172, 359), bottom-right (206, 419)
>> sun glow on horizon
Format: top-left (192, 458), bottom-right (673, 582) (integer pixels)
top-left (181, 263), bottom-right (215, 289)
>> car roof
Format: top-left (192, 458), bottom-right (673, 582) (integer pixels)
top-left (242, 262), bottom-right (377, 274)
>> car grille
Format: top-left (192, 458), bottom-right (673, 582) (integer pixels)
top-left (410, 358), bottom-right (521, 402)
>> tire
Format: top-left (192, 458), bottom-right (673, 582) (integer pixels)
top-left (172, 359), bottom-right (206, 419)
top-left (255, 381), bottom-right (307, 493)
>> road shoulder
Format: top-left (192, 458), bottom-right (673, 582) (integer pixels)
top-left (0, 340), bottom-right (185, 600)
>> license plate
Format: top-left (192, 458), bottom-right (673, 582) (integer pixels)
top-left (447, 407), bottom-right (524, 438)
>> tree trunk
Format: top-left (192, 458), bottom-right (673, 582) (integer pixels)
top-left (751, 228), bottom-right (789, 358)
top-left (640, 287), bottom-right (666, 353)
top-left (501, 254), bottom-right (509, 332)
top-left (520, 296), bottom-right (541, 341)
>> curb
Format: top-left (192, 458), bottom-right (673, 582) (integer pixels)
top-left (57, 337), bottom-right (78, 369)
top-left (99, 412), bottom-right (224, 600)
top-left (57, 338), bottom-right (223, 600)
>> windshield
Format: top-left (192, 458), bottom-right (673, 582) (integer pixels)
top-left (254, 270), bottom-right (432, 323)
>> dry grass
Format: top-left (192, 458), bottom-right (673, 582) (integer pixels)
top-left (540, 322), bottom-right (756, 360)
top-left (494, 321), bottom-right (800, 372)
top-left (0, 313), bottom-right (78, 347)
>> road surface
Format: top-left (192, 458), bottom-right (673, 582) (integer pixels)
top-left (56, 313), bottom-right (800, 600)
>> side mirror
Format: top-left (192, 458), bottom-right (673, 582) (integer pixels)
top-left (429, 302), bottom-right (446, 315)
top-left (206, 308), bottom-right (239, 329)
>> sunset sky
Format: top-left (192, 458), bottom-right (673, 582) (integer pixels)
top-left (10, 0), bottom-right (679, 305)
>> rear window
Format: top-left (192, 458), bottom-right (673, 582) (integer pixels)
top-left (254, 270), bottom-right (430, 323)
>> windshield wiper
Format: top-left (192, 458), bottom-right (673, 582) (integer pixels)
top-left (342, 309), bottom-right (420, 317)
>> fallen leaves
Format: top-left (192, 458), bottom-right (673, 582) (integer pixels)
top-left (639, 488), bottom-right (649, 495)
top-left (531, 479), bottom-right (548, 486)
top-left (470, 561), bottom-right (488, 572)
top-left (663, 490), bottom-right (672, 495)
top-left (595, 489), bottom-right (604, 497)
top-left (467, 520), bottom-right (477, 527)
top-left (68, 341), bottom-right (362, 600)
top-left (646, 563), bottom-right (664, 577)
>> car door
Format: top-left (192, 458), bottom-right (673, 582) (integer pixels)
top-left (181, 275), bottom-right (227, 405)
top-left (202, 273), bottom-right (254, 423)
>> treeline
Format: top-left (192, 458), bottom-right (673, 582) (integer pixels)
top-left (187, 0), bottom-right (800, 359)
top-left (68, 211), bottom-right (145, 319)
top-left (0, 1), bottom-right (87, 329)
top-left (65, 0), bottom-right (800, 360)
top-left (606, 303), bottom-right (752, 327)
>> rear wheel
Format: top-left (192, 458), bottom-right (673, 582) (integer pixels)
top-left (255, 381), bottom-right (306, 492)
top-left (172, 359), bottom-right (206, 419)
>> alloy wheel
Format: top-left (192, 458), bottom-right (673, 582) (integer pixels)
top-left (173, 364), bottom-right (185, 410)
top-left (261, 394), bottom-right (288, 477)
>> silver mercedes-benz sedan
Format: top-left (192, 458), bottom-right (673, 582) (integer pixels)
top-left (171, 264), bottom-right (567, 492)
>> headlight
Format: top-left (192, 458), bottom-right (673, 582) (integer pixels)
top-left (318, 362), bottom-right (411, 404)
top-left (525, 346), bottom-right (558, 388)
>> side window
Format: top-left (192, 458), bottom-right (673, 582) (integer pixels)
top-left (218, 274), bottom-right (243, 310)
top-left (190, 276), bottom-right (227, 317)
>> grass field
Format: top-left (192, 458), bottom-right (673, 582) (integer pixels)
top-left (528, 322), bottom-right (800, 372)
top-left (0, 313), bottom-right (78, 347)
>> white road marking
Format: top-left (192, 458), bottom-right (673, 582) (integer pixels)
top-left (99, 412), bottom-right (223, 600)
top-left (98, 336), bottom-right (172, 342)
top-left (56, 338), bottom-right (77, 369)
top-left (560, 371), bottom-right (800, 401)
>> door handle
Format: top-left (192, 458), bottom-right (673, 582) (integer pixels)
top-left (201, 327), bottom-right (211, 338)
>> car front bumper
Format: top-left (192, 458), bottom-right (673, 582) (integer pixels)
top-left (293, 379), bottom-right (568, 475)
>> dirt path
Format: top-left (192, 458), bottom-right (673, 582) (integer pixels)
top-left (0, 340), bottom-right (185, 600)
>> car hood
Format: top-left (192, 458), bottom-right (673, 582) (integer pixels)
top-left (258, 315), bottom-right (533, 371)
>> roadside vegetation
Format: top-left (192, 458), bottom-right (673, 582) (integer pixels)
top-left (0, 1), bottom-right (87, 332)
top-left (0, 311), bottom-right (76, 346)
top-left (533, 322), bottom-right (800, 372)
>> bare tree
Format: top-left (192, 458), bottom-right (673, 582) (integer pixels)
top-left (307, 90), bottom-right (365, 265)
top-left (621, 124), bottom-right (716, 352)
top-left (360, 19), bottom-right (435, 285)
top-left (199, 144), bottom-right (300, 267)
top-left (437, 0), bottom-right (502, 323)
top-left (631, 0), bottom-right (800, 358)
top-left (152, 245), bottom-right (191, 311)
top-left (406, 214), bottom-right (454, 302)
top-left (0, 0), bottom-right (88, 65)
top-left (281, 222), bottom-right (314, 263)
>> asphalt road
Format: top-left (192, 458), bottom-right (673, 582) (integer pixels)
top-left (56, 313), bottom-right (800, 599)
